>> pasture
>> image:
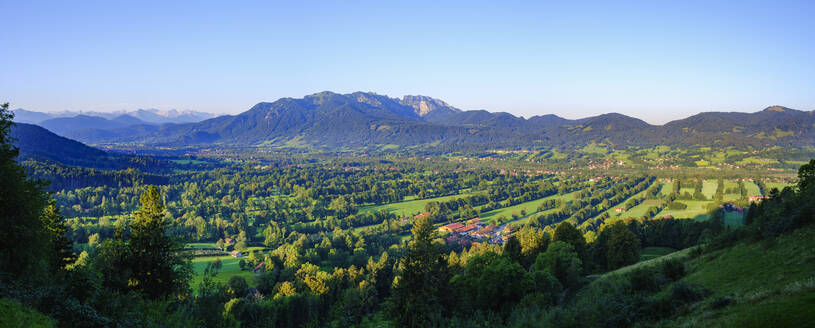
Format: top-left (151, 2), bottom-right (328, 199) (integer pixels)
top-left (187, 242), bottom-right (218, 249)
top-left (744, 181), bottom-right (761, 196)
top-left (658, 200), bottom-right (713, 221)
top-left (359, 191), bottom-right (480, 217)
top-left (701, 180), bottom-right (718, 199)
top-left (598, 181), bottom-right (660, 219)
top-left (190, 255), bottom-right (258, 289)
top-left (481, 191), bottom-right (580, 226)
top-left (765, 182), bottom-right (793, 192)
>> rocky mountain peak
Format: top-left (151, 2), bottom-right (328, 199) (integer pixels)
top-left (400, 95), bottom-right (460, 116)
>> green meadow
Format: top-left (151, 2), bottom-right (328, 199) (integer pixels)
top-left (190, 255), bottom-right (258, 289)
top-left (483, 190), bottom-right (581, 226)
top-left (658, 200), bottom-right (714, 221)
top-left (701, 180), bottom-right (718, 199)
top-left (598, 180), bottom-right (659, 219)
top-left (359, 191), bottom-right (480, 217)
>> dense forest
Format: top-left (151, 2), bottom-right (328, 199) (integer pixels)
top-left (2, 102), bottom-right (815, 327)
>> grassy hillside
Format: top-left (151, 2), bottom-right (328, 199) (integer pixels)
top-left (663, 225), bottom-right (815, 327)
top-left (592, 225), bottom-right (815, 327)
top-left (0, 299), bottom-right (55, 328)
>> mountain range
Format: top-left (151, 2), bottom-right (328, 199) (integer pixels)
top-left (13, 92), bottom-right (815, 149)
top-left (11, 108), bottom-right (215, 142)
top-left (12, 108), bottom-right (214, 125)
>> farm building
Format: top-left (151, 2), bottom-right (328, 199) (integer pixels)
top-left (230, 250), bottom-right (242, 257)
top-left (439, 222), bottom-right (465, 233)
top-left (455, 224), bottom-right (479, 234)
top-left (472, 224), bottom-right (497, 237)
top-left (414, 212), bottom-right (430, 219)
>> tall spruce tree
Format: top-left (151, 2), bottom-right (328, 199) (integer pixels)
top-left (390, 215), bottom-right (449, 327)
top-left (41, 202), bottom-right (76, 270)
top-left (128, 185), bottom-right (191, 299)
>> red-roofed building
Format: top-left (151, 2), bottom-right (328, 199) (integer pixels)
top-left (439, 222), bottom-right (465, 233)
top-left (414, 212), bottom-right (430, 219)
top-left (454, 224), bottom-right (479, 234)
top-left (467, 218), bottom-right (481, 225)
top-left (473, 224), bottom-right (497, 237)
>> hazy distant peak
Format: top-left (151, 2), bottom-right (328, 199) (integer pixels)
top-left (399, 95), bottom-right (461, 116)
top-left (10, 109), bottom-right (54, 124)
top-left (10, 107), bottom-right (216, 125)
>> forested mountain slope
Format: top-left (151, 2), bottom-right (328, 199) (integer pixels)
top-left (10, 123), bottom-right (110, 166)
top-left (10, 122), bottom-right (164, 171)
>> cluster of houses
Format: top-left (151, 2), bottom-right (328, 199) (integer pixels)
top-left (439, 218), bottom-right (514, 245)
top-left (586, 160), bottom-right (627, 170)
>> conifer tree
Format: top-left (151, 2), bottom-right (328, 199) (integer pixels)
top-left (128, 185), bottom-right (191, 299)
top-left (41, 202), bottom-right (76, 270)
top-left (390, 215), bottom-right (449, 327)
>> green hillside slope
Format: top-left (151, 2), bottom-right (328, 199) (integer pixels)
top-left (585, 224), bottom-right (815, 328)
top-left (664, 225), bottom-right (815, 327)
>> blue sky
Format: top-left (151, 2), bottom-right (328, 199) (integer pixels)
top-left (2, 0), bottom-right (814, 124)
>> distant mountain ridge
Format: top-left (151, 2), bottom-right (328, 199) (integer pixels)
top-left (11, 108), bottom-right (215, 125)
top-left (11, 108), bottom-right (216, 142)
top-left (15, 93), bottom-right (815, 149)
